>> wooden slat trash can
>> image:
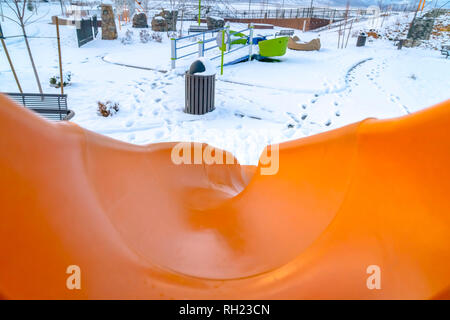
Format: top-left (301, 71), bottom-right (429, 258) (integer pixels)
top-left (185, 60), bottom-right (216, 115)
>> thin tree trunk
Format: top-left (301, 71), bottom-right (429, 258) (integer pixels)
top-left (21, 24), bottom-right (43, 94)
top-left (1, 2), bottom-right (4, 22)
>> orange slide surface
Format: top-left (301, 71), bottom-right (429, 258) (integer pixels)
top-left (0, 94), bottom-right (449, 299)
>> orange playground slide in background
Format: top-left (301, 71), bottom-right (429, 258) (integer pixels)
top-left (0, 94), bottom-right (449, 299)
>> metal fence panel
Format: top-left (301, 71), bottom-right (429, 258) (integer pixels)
top-left (76, 18), bottom-right (94, 47)
top-left (92, 15), bottom-right (99, 38)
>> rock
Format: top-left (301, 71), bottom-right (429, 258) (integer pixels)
top-left (206, 16), bottom-right (225, 30)
top-left (101, 5), bottom-right (117, 40)
top-left (132, 13), bottom-right (148, 28)
top-left (407, 17), bottom-right (434, 41)
top-left (403, 39), bottom-right (422, 48)
top-left (153, 10), bottom-right (178, 32)
top-left (151, 16), bottom-right (168, 32)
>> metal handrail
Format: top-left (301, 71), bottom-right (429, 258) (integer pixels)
top-left (171, 24), bottom-right (254, 70)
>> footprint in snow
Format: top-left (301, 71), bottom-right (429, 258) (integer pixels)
top-left (155, 131), bottom-right (165, 139)
top-left (239, 131), bottom-right (248, 139)
top-left (283, 128), bottom-right (295, 138)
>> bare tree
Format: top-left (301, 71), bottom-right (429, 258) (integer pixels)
top-left (0, 1), bottom-right (4, 22)
top-left (0, 0), bottom-right (50, 94)
top-left (58, 0), bottom-right (65, 16)
top-left (167, 0), bottom-right (186, 36)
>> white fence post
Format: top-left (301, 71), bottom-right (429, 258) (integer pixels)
top-left (225, 22), bottom-right (231, 52)
top-left (198, 40), bottom-right (204, 57)
top-left (171, 37), bottom-right (176, 69)
top-left (248, 23), bottom-right (254, 61)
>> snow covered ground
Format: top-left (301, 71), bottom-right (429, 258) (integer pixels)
top-left (1, 4), bottom-right (449, 164)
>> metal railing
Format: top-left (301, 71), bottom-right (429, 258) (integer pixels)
top-left (171, 23), bottom-right (254, 70)
top-left (180, 7), bottom-right (372, 21)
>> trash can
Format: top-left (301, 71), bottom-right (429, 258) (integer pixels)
top-left (185, 59), bottom-right (216, 115)
top-left (356, 33), bottom-right (367, 47)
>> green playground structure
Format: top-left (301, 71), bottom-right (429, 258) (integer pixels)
top-left (258, 37), bottom-right (289, 57)
top-left (220, 32), bottom-right (289, 59)
top-left (218, 30), bottom-right (249, 52)
top-left (230, 31), bottom-right (248, 46)
top-left (171, 24), bottom-right (290, 72)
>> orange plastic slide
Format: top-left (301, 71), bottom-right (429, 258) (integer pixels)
top-left (0, 94), bottom-right (449, 299)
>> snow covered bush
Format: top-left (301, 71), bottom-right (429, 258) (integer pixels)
top-left (121, 29), bottom-right (134, 45)
top-left (167, 31), bottom-right (177, 39)
top-left (49, 72), bottom-right (72, 88)
top-left (140, 30), bottom-right (151, 43)
top-left (97, 101), bottom-right (119, 117)
top-left (151, 32), bottom-right (162, 43)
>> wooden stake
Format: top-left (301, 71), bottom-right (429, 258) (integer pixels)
top-left (55, 17), bottom-right (64, 95)
top-left (1, 38), bottom-right (22, 93)
top-left (337, 21), bottom-right (342, 49)
top-left (345, 19), bottom-right (353, 48)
